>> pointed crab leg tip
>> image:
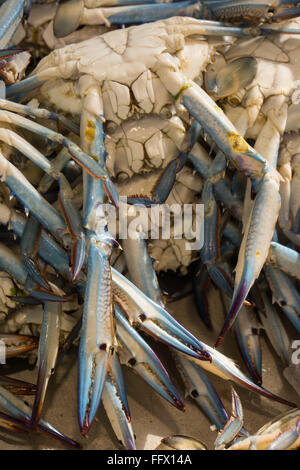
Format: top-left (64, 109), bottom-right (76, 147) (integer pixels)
top-left (215, 279), bottom-right (249, 347)
top-left (103, 180), bottom-right (119, 209)
top-left (214, 336), bottom-right (224, 348)
top-left (72, 238), bottom-right (86, 281)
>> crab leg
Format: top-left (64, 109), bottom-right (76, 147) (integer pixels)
top-left (215, 174), bottom-right (281, 348)
top-left (0, 240), bottom-right (68, 302)
top-left (112, 268), bottom-right (211, 361)
top-left (267, 242), bottom-right (300, 281)
top-left (102, 350), bottom-right (136, 450)
top-left (57, 173), bottom-right (86, 280)
top-left (0, 99), bottom-right (80, 135)
top-left (31, 301), bottom-right (61, 428)
top-left (120, 231), bottom-right (227, 424)
top-left (0, 204), bottom-right (73, 282)
top-left (191, 344), bottom-right (296, 407)
top-left (78, 230), bottom-right (115, 435)
top-left (256, 289), bottom-right (290, 367)
top-left (0, 109), bottom-right (110, 181)
top-left (222, 292), bottom-right (262, 385)
top-left (264, 265), bottom-right (300, 334)
top-left (115, 305), bottom-right (185, 410)
top-left (193, 263), bottom-right (212, 329)
top-left (189, 142), bottom-right (243, 219)
top-left (0, 0), bottom-right (27, 48)
top-left (54, 0), bottom-right (201, 37)
top-left (214, 388), bottom-right (244, 449)
top-left (0, 376), bottom-right (36, 396)
top-left (0, 385), bottom-right (80, 448)
top-left (0, 333), bottom-right (38, 358)
top-left (0, 150), bottom-right (67, 241)
top-left (20, 213), bottom-right (52, 291)
top-left (174, 352), bottom-right (228, 430)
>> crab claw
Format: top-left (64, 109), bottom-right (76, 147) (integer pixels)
top-left (21, 213), bottom-right (51, 291)
top-left (115, 305), bottom-right (185, 411)
top-left (0, 376), bottom-right (36, 396)
top-left (102, 351), bottom-right (136, 450)
top-left (78, 232), bottom-right (115, 435)
top-left (193, 343), bottom-right (296, 408)
top-left (221, 293), bottom-right (262, 385)
top-left (215, 174), bottom-right (281, 347)
top-left (174, 352), bottom-right (228, 429)
top-left (214, 387), bottom-right (244, 450)
top-left (57, 173), bottom-right (86, 281)
top-left (31, 302), bottom-right (61, 428)
top-left (0, 48), bottom-right (31, 85)
top-left (265, 265), bottom-right (300, 334)
top-left (0, 385), bottom-right (80, 448)
top-left (112, 268), bottom-right (211, 362)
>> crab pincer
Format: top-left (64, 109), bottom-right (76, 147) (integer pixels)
top-left (78, 229), bottom-right (116, 435)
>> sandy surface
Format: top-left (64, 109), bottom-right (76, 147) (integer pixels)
top-left (0, 285), bottom-right (299, 450)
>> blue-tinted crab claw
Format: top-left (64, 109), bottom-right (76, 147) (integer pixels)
top-left (20, 213), bottom-right (51, 291)
top-left (115, 305), bottom-right (185, 411)
top-left (267, 241), bottom-right (300, 281)
top-left (214, 387), bottom-right (244, 450)
top-left (267, 417), bottom-right (300, 450)
top-left (0, 240), bottom-right (69, 303)
top-left (0, 150), bottom-right (67, 243)
top-left (174, 352), bottom-right (228, 429)
top-left (215, 174), bottom-right (281, 348)
top-left (0, 0), bottom-right (28, 48)
top-left (78, 231), bottom-right (115, 435)
top-left (0, 385), bottom-right (80, 448)
top-left (112, 268), bottom-right (212, 361)
top-left (264, 265), bottom-right (300, 334)
top-left (204, 0), bottom-right (300, 23)
top-left (193, 343), bottom-right (296, 407)
top-left (57, 173), bottom-right (86, 280)
top-left (0, 376), bottom-right (36, 396)
top-left (0, 333), bottom-right (38, 358)
top-left (0, 48), bottom-right (30, 85)
top-left (222, 293), bottom-right (262, 385)
top-left (0, 204), bottom-right (73, 282)
top-left (102, 351), bottom-right (136, 450)
top-left (31, 301), bottom-right (61, 428)
top-left (0, 98), bottom-right (80, 135)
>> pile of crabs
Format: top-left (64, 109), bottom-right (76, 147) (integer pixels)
top-left (0, 0), bottom-right (299, 451)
